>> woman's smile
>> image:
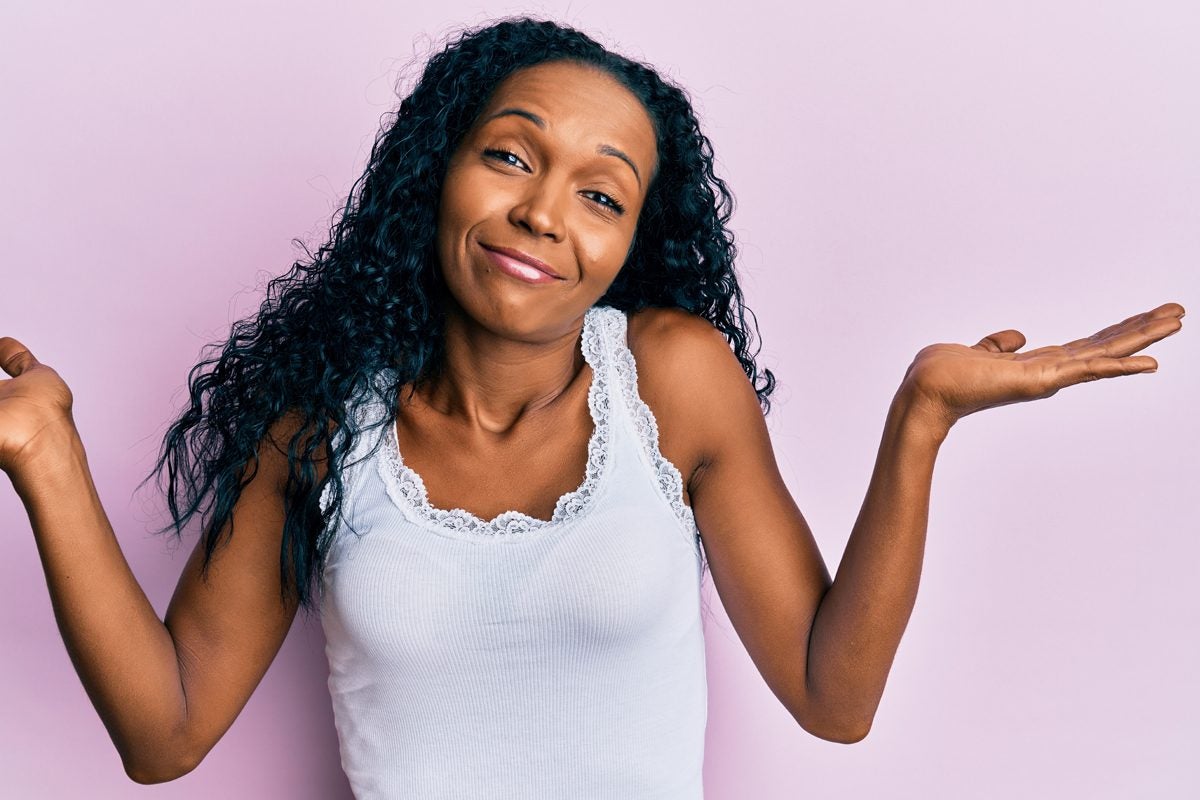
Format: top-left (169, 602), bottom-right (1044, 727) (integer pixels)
top-left (479, 242), bottom-right (566, 285)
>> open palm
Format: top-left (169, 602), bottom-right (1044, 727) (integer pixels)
top-left (903, 302), bottom-right (1185, 430)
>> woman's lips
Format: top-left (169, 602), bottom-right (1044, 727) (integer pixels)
top-left (480, 245), bottom-right (564, 285)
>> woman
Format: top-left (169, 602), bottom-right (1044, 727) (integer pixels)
top-left (0, 15), bottom-right (1184, 798)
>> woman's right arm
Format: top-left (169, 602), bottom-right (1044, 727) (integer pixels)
top-left (2, 338), bottom-right (312, 783)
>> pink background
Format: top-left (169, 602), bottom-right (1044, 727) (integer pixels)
top-left (3, 2), bottom-right (1197, 797)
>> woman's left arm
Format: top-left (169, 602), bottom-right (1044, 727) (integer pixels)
top-left (667, 301), bottom-right (1184, 744)
top-left (798, 382), bottom-right (947, 743)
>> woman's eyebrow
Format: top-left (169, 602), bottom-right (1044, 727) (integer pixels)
top-left (481, 106), bottom-right (642, 189)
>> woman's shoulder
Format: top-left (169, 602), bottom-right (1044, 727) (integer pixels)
top-left (622, 306), bottom-right (751, 487)
top-left (624, 306), bottom-right (736, 381)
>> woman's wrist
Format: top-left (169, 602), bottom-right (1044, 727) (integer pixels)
top-left (8, 421), bottom-right (89, 504)
top-left (892, 380), bottom-right (954, 447)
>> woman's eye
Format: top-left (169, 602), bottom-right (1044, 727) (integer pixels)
top-left (583, 190), bottom-right (626, 215)
top-left (483, 149), bottom-right (528, 170)
top-left (483, 149), bottom-right (625, 216)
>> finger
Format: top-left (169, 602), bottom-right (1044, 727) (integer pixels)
top-left (0, 337), bottom-right (39, 378)
top-left (1055, 354), bottom-right (1159, 386)
top-left (1061, 302), bottom-right (1185, 353)
top-left (972, 329), bottom-right (1026, 354)
top-left (1069, 314), bottom-right (1183, 360)
top-left (1149, 301), bottom-right (1186, 319)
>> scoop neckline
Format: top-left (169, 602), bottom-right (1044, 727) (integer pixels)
top-left (376, 305), bottom-right (614, 538)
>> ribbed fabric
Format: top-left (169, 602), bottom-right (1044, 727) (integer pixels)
top-left (318, 304), bottom-right (708, 799)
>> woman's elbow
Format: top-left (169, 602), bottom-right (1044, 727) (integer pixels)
top-left (794, 705), bottom-right (873, 744)
top-left (813, 721), bottom-right (872, 744)
top-left (123, 748), bottom-right (201, 785)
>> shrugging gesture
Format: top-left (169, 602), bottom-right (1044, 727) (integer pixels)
top-left (900, 302), bottom-right (1185, 437)
top-left (0, 333), bottom-right (305, 782)
top-left (686, 299), bottom-right (1185, 743)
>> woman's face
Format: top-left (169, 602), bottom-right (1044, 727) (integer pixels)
top-left (435, 60), bottom-right (658, 339)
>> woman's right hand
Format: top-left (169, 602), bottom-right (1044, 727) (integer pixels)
top-left (0, 336), bottom-right (78, 480)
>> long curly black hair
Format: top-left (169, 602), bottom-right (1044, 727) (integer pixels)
top-left (139, 15), bottom-right (776, 619)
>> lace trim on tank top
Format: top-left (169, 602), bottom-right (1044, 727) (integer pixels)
top-left (376, 304), bottom-right (612, 536)
top-left (599, 310), bottom-right (700, 542)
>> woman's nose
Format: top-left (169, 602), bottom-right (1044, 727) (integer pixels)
top-left (508, 179), bottom-right (565, 242)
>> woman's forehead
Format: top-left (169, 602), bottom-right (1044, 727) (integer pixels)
top-left (475, 62), bottom-right (657, 173)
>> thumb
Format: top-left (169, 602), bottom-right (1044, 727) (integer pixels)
top-left (972, 329), bottom-right (1026, 354)
top-left (0, 337), bottom-right (39, 377)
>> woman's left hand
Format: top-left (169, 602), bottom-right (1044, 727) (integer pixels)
top-left (901, 301), bottom-right (1186, 434)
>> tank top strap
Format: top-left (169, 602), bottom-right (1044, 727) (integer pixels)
top-left (361, 304), bottom-right (617, 537)
top-left (592, 305), bottom-right (700, 540)
top-left (324, 306), bottom-right (700, 544)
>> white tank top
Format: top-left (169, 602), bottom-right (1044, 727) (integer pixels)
top-left (318, 304), bottom-right (709, 799)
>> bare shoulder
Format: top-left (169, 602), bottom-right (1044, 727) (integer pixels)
top-left (624, 306), bottom-right (761, 489)
top-left (625, 306), bottom-right (737, 383)
top-left (626, 308), bottom-right (836, 739)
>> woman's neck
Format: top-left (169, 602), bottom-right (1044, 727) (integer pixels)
top-left (413, 307), bottom-right (589, 436)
